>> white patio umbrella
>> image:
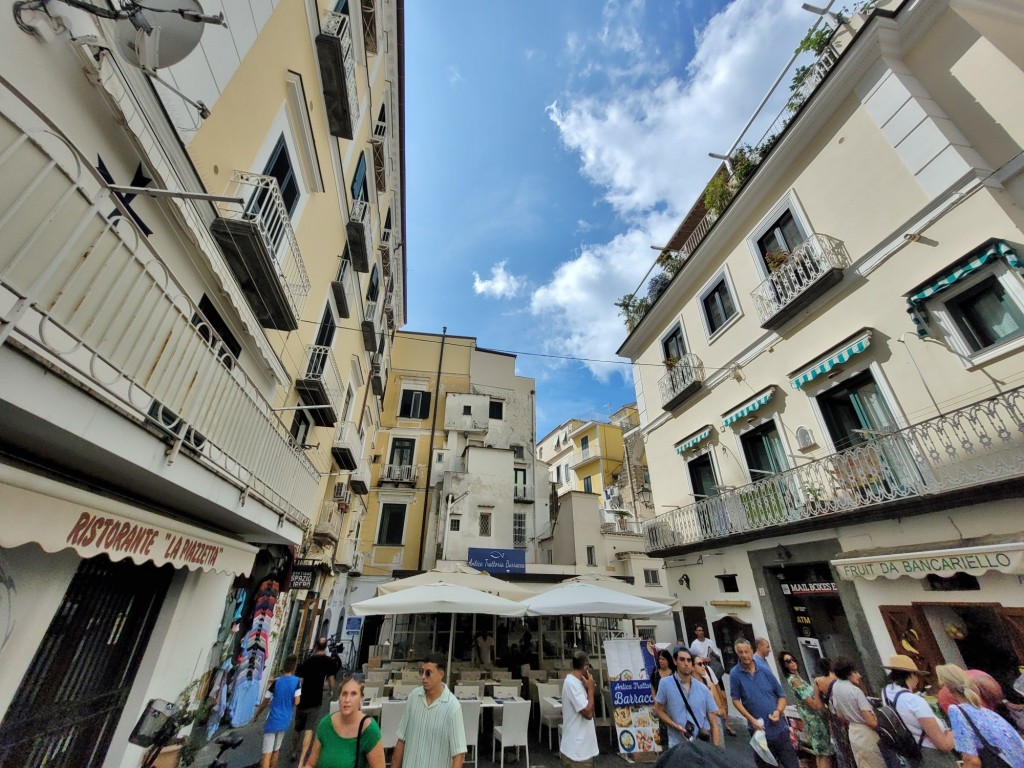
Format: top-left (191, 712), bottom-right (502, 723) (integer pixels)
top-left (560, 572), bottom-right (680, 610)
top-left (352, 582), bottom-right (527, 672)
top-left (520, 581), bottom-right (671, 619)
top-left (375, 563), bottom-right (534, 600)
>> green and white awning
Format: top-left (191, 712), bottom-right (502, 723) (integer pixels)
top-left (675, 427), bottom-right (712, 455)
top-left (906, 240), bottom-right (1023, 337)
top-left (722, 388), bottom-right (775, 428)
top-left (790, 331), bottom-right (872, 389)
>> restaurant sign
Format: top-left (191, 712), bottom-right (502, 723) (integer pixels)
top-left (290, 565), bottom-right (315, 590)
top-left (833, 542), bottom-right (1024, 581)
top-left (467, 547), bottom-right (526, 574)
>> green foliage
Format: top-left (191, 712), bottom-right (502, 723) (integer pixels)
top-left (703, 174), bottom-right (733, 217)
top-left (731, 145), bottom-right (757, 187)
top-left (656, 250), bottom-right (685, 275)
top-left (615, 293), bottom-right (652, 331)
top-left (796, 25), bottom-right (834, 56)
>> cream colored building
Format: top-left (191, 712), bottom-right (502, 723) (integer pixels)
top-left (0, 0), bottom-right (403, 762)
top-left (618, 0), bottom-right (1024, 689)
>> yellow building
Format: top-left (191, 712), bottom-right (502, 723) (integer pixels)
top-left (618, 0), bottom-right (1024, 687)
top-left (0, 0), bottom-right (403, 761)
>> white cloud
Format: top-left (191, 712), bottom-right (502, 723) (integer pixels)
top-left (473, 261), bottom-right (526, 299)
top-left (447, 65), bottom-right (463, 85)
top-left (533, 0), bottom-right (810, 378)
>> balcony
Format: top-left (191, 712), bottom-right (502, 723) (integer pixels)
top-left (210, 172), bottom-right (310, 331)
top-left (383, 292), bottom-right (395, 330)
top-left (601, 510), bottom-right (643, 536)
top-left (570, 441), bottom-right (606, 468)
top-left (315, 11), bottom-right (359, 140)
top-left (513, 484), bottom-right (534, 502)
top-left (751, 234), bottom-right (849, 330)
top-left (331, 259), bottom-right (357, 319)
top-left (643, 387), bottom-right (1024, 556)
top-left (314, 500), bottom-right (344, 545)
top-left (349, 466), bottom-right (369, 495)
top-left (331, 420), bottom-right (362, 471)
top-left (380, 243), bottom-right (391, 279)
top-left (0, 105), bottom-right (317, 529)
top-left (370, 353), bottom-right (387, 398)
top-left (361, 300), bottom-right (382, 352)
top-left (347, 199), bottom-right (372, 272)
top-left (336, 538), bottom-right (363, 573)
top-left (382, 464), bottom-right (417, 485)
top-left (295, 345), bottom-right (344, 427)
top-left (658, 354), bottom-right (706, 411)
top-left (372, 140), bottom-right (388, 192)
top-left (445, 412), bottom-right (489, 432)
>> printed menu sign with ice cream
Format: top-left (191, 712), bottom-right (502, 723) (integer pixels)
top-left (604, 638), bottom-right (662, 754)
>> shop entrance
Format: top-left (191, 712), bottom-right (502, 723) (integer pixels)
top-left (0, 554), bottom-right (173, 767)
top-left (774, 563), bottom-right (859, 674)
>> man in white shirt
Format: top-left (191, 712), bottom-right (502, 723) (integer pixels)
top-left (560, 650), bottom-right (599, 767)
top-left (688, 625), bottom-right (719, 665)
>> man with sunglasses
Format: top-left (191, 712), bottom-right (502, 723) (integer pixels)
top-left (393, 652), bottom-right (467, 768)
top-left (653, 649), bottom-right (721, 749)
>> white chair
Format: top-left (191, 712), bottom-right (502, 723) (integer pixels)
top-left (363, 686), bottom-right (380, 701)
top-left (492, 685), bottom-right (519, 699)
top-left (401, 669), bottom-right (421, 683)
top-left (460, 699), bottom-right (482, 767)
top-left (380, 701), bottom-right (405, 750)
top-left (392, 683), bottom-right (417, 698)
top-left (454, 684), bottom-right (482, 699)
top-left (460, 670), bottom-right (483, 681)
top-left (536, 683), bottom-right (562, 749)
top-left (492, 700), bottom-right (531, 768)
top-left (492, 670), bottom-right (513, 682)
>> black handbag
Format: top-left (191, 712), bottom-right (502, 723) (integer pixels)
top-left (956, 706), bottom-right (1012, 768)
top-left (672, 675), bottom-right (712, 742)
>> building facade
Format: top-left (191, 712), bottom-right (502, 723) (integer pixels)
top-left (618, 0), bottom-right (1024, 689)
top-left (0, 0), bottom-right (403, 763)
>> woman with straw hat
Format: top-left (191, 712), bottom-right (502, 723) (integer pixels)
top-left (880, 655), bottom-right (955, 768)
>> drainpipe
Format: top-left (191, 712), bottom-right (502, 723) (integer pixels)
top-left (417, 326), bottom-right (446, 570)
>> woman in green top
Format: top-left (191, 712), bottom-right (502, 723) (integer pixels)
top-left (779, 650), bottom-right (833, 768)
top-left (304, 677), bottom-right (385, 768)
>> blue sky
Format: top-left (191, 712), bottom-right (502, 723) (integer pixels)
top-left (403, 0), bottom-right (816, 436)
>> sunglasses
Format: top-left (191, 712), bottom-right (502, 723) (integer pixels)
top-left (420, 669), bottom-right (436, 677)
top-left (693, 661), bottom-right (706, 667)
top-left (783, 658), bottom-right (797, 664)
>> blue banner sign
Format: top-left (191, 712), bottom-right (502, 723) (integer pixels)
top-left (467, 547), bottom-right (526, 574)
top-left (345, 616), bottom-right (363, 635)
top-left (610, 678), bottom-right (654, 707)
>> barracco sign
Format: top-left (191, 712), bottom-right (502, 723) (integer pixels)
top-left (833, 544), bottom-right (1024, 581)
top-left (467, 547), bottom-right (526, 574)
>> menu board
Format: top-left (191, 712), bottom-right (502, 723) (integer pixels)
top-left (604, 638), bottom-right (661, 755)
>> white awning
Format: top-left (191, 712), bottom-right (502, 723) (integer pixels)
top-left (832, 535), bottom-right (1024, 581)
top-left (0, 464), bottom-right (258, 577)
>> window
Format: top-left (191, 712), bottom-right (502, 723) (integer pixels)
top-left (582, 476), bottom-right (593, 493)
top-left (479, 513), bottom-right (491, 537)
top-left (661, 325), bottom-right (686, 362)
top-left (945, 275), bottom-right (1024, 352)
top-left (538, 447), bottom-right (543, 459)
top-left (687, 454), bottom-right (719, 500)
top-left (586, 546), bottom-right (596, 567)
top-left (489, 400), bottom-right (504, 420)
top-left (637, 626), bottom-right (656, 641)
top-left (290, 402), bottom-right (312, 448)
top-left (377, 503), bottom-right (406, 545)
top-left (513, 513), bottom-right (526, 547)
top-left (643, 569), bottom-right (660, 586)
top-left (449, 518), bottom-right (460, 532)
top-left (816, 371), bottom-right (897, 450)
top-left (436, 452), bottom-right (444, 463)
top-left (716, 574), bottom-right (739, 593)
top-left (740, 421), bottom-right (789, 481)
top-left (701, 276), bottom-right (738, 335)
top-left (398, 390), bottom-right (431, 419)
top-left (351, 151), bottom-right (368, 202)
top-left (546, 550), bottom-right (553, 565)
top-left (341, 386), bottom-right (354, 422)
top-left (512, 445), bottom-right (525, 460)
top-left (388, 438), bottom-right (415, 466)
top-left (366, 265), bottom-right (380, 302)
top-left (307, 304), bottom-right (336, 377)
top-left (462, 405), bottom-right (472, 416)
top-left (756, 209), bottom-right (805, 266)
top-left (191, 295), bottom-right (241, 369)
top-left (263, 135), bottom-right (300, 215)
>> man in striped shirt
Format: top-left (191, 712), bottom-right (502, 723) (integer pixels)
top-left (393, 652), bottom-right (467, 768)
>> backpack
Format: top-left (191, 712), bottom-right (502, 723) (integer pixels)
top-left (875, 689), bottom-right (924, 763)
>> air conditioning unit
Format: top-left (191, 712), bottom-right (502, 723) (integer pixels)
top-left (333, 482), bottom-right (347, 500)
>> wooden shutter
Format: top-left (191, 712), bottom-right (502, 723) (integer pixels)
top-left (878, 604), bottom-right (943, 674)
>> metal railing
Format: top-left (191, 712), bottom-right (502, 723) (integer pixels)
top-left (750, 234), bottom-right (849, 323)
top-left (658, 354), bottom-right (706, 407)
top-left (570, 441), bottom-right (604, 467)
top-left (601, 512), bottom-right (643, 536)
top-left (334, 420), bottom-right (362, 460)
top-left (350, 198), bottom-right (375, 245)
top-left (301, 344), bottom-right (344, 410)
top-left (315, 500), bottom-right (345, 543)
top-left (679, 211), bottom-right (718, 257)
top-left (643, 387), bottom-right (1024, 552)
top-left (383, 464), bottom-right (417, 483)
top-left (218, 171), bottom-right (310, 322)
top-left (321, 11), bottom-right (360, 128)
top-left (0, 108), bottom-right (316, 527)
top-left (513, 484), bottom-right (534, 501)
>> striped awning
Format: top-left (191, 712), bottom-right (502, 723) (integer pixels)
top-left (790, 331), bottom-right (872, 389)
top-left (722, 388), bottom-right (775, 428)
top-left (906, 240), bottom-right (1022, 337)
top-left (675, 427), bottom-right (712, 455)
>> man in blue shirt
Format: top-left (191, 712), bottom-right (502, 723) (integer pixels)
top-left (729, 640), bottom-right (798, 768)
top-left (254, 654), bottom-right (301, 768)
top-left (653, 647), bottom-right (721, 748)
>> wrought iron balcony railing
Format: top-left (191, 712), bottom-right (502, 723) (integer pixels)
top-left (643, 387), bottom-right (1024, 553)
top-left (296, 344), bottom-right (344, 427)
top-left (314, 500), bottom-right (344, 544)
top-left (0, 108), bottom-right (316, 528)
top-left (331, 420), bottom-right (362, 471)
top-left (658, 354), bottom-right (706, 411)
top-left (750, 233), bottom-right (849, 328)
top-left (513, 484), bottom-right (534, 502)
top-left (382, 464), bottom-right (418, 484)
top-left (316, 11), bottom-right (360, 139)
top-left (347, 199), bottom-right (374, 273)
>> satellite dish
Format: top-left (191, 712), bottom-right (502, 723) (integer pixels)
top-left (114, 0), bottom-right (207, 70)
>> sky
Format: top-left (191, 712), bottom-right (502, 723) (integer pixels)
top-left (403, 0), bottom-right (817, 437)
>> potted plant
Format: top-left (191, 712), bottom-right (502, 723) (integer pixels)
top-left (802, 484), bottom-right (827, 514)
top-left (765, 250), bottom-right (789, 272)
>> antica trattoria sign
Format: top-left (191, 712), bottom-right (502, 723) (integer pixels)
top-left (65, 511), bottom-right (226, 569)
top-left (833, 544), bottom-right (1024, 581)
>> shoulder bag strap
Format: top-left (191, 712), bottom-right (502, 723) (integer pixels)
top-left (825, 680), bottom-right (837, 706)
top-left (671, 675), bottom-right (704, 734)
top-left (890, 689), bottom-right (926, 747)
top-left (957, 705), bottom-right (1004, 756)
top-left (353, 714), bottom-right (371, 768)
